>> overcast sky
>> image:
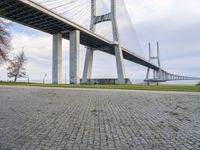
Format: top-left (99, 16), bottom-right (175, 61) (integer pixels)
top-left (0, 0), bottom-right (200, 84)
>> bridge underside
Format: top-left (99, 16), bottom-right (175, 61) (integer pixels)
top-left (0, 0), bottom-right (112, 50)
top-left (0, 0), bottom-right (159, 70)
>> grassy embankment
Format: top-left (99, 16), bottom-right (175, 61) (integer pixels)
top-left (0, 81), bottom-right (200, 92)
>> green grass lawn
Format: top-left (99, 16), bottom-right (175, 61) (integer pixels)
top-left (0, 81), bottom-right (200, 92)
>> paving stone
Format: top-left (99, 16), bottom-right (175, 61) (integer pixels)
top-left (0, 86), bottom-right (199, 150)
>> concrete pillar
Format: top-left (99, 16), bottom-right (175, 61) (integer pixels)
top-left (52, 33), bottom-right (62, 84)
top-left (157, 69), bottom-right (161, 80)
top-left (146, 68), bottom-right (150, 79)
top-left (82, 0), bottom-right (125, 84)
top-left (159, 70), bottom-right (162, 80)
top-left (161, 72), bottom-right (163, 80)
top-left (82, 0), bottom-right (96, 84)
top-left (164, 72), bottom-right (166, 80)
top-left (164, 73), bottom-right (166, 80)
top-left (82, 48), bottom-right (93, 83)
top-left (146, 43), bottom-right (151, 80)
top-left (153, 70), bottom-right (156, 79)
top-left (156, 71), bottom-right (158, 79)
top-left (70, 30), bottom-right (80, 84)
top-left (156, 71), bottom-right (160, 79)
top-left (111, 0), bottom-right (126, 84)
top-left (114, 44), bottom-right (126, 84)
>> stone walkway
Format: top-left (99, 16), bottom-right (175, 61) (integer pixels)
top-left (0, 86), bottom-right (200, 150)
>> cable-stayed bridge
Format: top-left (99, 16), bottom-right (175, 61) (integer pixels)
top-left (0, 0), bottom-right (199, 84)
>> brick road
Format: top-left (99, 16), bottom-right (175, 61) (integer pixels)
top-left (0, 86), bottom-right (200, 150)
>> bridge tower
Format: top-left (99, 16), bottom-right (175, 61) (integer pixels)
top-left (82, 0), bottom-right (126, 84)
top-left (146, 42), bottom-right (162, 82)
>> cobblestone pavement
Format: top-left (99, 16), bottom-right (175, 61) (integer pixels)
top-left (0, 86), bottom-right (200, 150)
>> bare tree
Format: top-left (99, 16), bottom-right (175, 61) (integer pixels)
top-left (7, 51), bottom-right (27, 82)
top-left (0, 19), bottom-right (11, 64)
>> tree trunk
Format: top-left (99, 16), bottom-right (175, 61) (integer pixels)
top-left (14, 76), bottom-right (17, 82)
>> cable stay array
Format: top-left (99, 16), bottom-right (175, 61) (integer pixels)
top-left (33, 0), bottom-right (145, 57)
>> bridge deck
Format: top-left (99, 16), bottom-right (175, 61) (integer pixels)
top-left (0, 0), bottom-right (159, 71)
top-left (144, 79), bottom-right (168, 83)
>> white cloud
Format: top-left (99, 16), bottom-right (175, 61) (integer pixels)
top-left (11, 32), bottom-right (52, 59)
top-left (124, 0), bottom-right (173, 23)
top-left (124, 0), bottom-right (200, 24)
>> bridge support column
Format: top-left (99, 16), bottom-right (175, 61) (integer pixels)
top-left (82, 49), bottom-right (93, 83)
top-left (82, 0), bottom-right (96, 84)
top-left (158, 69), bottom-right (162, 80)
top-left (146, 42), bottom-right (161, 82)
top-left (70, 30), bottom-right (80, 84)
top-left (163, 73), bottom-right (166, 80)
top-left (153, 70), bottom-right (156, 79)
top-left (83, 0), bottom-right (126, 84)
top-left (160, 73), bottom-right (162, 80)
top-left (52, 33), bottom-right (62, 84)
top-left (114, 44), bottom-right (126, 84)
top-left (163, 72), bottom-right (165, 80)
top-left (156, 71), bottom-right (159, 79)
top-left (112, 0), bottom-right (126, 84)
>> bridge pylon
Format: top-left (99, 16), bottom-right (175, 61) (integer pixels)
top-left (145, 42), bottom-right (163, 84)
top-left (82, 0), bottom-right (126, 84)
